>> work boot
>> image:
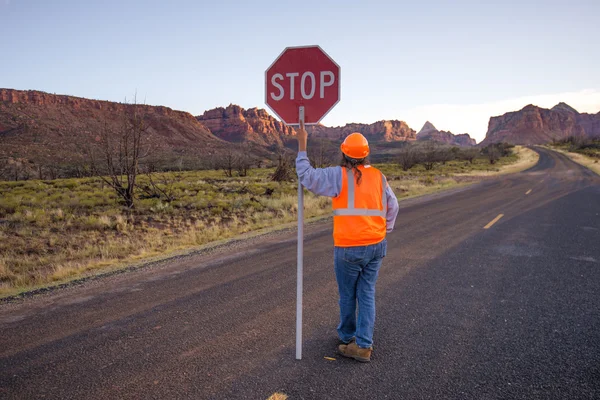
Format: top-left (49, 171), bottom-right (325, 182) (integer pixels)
top-left (337, 341), bottom-right (372, 363)
top-left (337, 337), bottom-right (355, 346)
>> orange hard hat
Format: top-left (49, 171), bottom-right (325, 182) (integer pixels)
top-left (340, 132), bottom-right (370, 159)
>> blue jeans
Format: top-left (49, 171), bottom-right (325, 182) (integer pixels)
top-left (334, 239), bottom-right (387, 349)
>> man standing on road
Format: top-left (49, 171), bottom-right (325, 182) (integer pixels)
top-left (295, 122), bottom-right (399, 362)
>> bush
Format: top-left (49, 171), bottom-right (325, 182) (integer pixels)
top-left (416, 141), bottom-right (455, 170)
top-left (397, 145), bottom-right (420, 171)
top-left (0, 199), bottom-right (20, 215)
top-left (560, 137), bottom-right (600, 158)
top-left (459, 148), bottom-right (480, 164)
top-left (420, 175), bottom-right (435, 185)
top-left (482, 142), bottom-right (513, 164)
top-left (272, 153), bottom-right (294, 182)
top-left (420, 141), bottom-right (438, 171)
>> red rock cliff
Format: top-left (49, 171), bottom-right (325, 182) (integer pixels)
top-left (196, 104), bottom-right (295, 147)
top-left (0, 89), bottom-right (227, 165)
top-left (306, 120), bottom-right (416, 142)
top-left (480, 103), bottom-right (600, 146)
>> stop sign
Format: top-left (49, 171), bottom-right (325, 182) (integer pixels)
top-left (265, 45), bottom-right (340, 126)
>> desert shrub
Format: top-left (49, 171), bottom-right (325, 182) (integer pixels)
top-left (2, 181), bottom-right (26, 188)
top-left (272, 153), bottom-right (294, 182)
top-left (482, 142), bottom-right (513, 164)
top-left (580, 148), bottom-right (600, 159)
top-left (81, 215), bottom-right (114, 231)
top-left (397, 145), bottom-right (421, 171)
top-left (420, 175), bottom-right (435, 185)
top-left (459, 147), bottom-right (480, 164)
top-left (0, 198), bottom-right (21, 215)
top-left (418, 141), bottom-right (446, 170)
top-left (59, 180), bottom-right (81, 190)
top-left (486, 146), bottom-right (500, 164)
top-left (49, 208), bottom-right (65, 222)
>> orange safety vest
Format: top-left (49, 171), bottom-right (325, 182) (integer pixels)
top-left (332, 165), bottom-right (388, 247)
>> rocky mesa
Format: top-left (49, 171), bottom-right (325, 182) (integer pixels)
top-left (196, 105), bottom-right (418, 145)
top-left (481, 103), bottom-right (600, 146)
top-left (306, 120), bottom-right (417, 142)
top-left (196, 104), bottom-right (295, 147)
top-left (416, 121), bottom-right (476, 146)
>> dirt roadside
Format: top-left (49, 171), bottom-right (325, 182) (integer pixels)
top-left (1, 147), bottom-right (540, 304)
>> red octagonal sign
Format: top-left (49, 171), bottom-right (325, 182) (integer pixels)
top-left (265, 45), bottom-right (340, 126)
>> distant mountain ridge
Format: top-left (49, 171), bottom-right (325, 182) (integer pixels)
top-left (1, 89), bottom-right (426, 176)
top-left (7, 88), bottom-right (598, 176)
top-left (305, 120), bottom-right (417, 142)
top-left (197, 105), bottom-right (418, 145)
top-left (481, 103), bottom-right (600, 146)
top-left (0, 89), bottom-right (228, 168)
top-left (196, 104), bottom-right (295, 147)
top-left (416, 121), bottom-right (476, 146)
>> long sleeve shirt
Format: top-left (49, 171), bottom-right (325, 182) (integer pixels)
top-left (295, 151), bottom-right (399, 233)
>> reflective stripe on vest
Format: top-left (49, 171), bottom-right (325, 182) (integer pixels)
top-left (332, 169), bottom-right (387, 217)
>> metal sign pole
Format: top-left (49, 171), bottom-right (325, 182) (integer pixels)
top-left (296, 106), bottom-right (305, 361)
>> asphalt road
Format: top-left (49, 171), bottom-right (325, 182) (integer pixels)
top-left (1, 147), bottom-right (599, 399)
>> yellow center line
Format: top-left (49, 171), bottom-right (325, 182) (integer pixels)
top-left (525, 189), bottom-right (532, 195)
top-left (484, 214), bottom-right (504, 229)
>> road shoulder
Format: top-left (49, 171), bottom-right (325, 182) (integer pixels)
top-left (543, 145), bottom-right (600, 176)
top-left (1, 147), bottom-right (541, 302)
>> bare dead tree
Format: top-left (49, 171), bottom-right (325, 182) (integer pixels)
top-left (5, 157), bottom-right (33, 181)
top-left (79, 136), bottom-right (101, 177)
top-left (420, 141), bottom-right (438, 171)
top-left (221, 149), bottom-right (237, 177)
top-left (205, 154), bottom-right (218, 171)
top-left (138, 169), bottom-right (177, 202)
top-left (436, 146), bottom-right (455, 165)
top-left (176, 157), bottom-right (184, 172)
top-left (272, 151), bottom-right (293, 182)
top-left (47, 164), bottom-right (60, 180)
top-left (397, 144), bottom-right (420, 171)
top-left (308, 137), bottom-right (332, 168)
top-left (0, 158), bottom-right (10, 181)
top-left (236, 153), bottom-right (252, 177)
top-left (97, 98), bottom-right (149, 209)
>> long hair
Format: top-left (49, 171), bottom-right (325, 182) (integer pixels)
top-left (340, 154), bottom-right (368, 185)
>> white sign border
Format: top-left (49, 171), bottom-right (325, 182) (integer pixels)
top-left (264, 45), bottom-right (341, 127)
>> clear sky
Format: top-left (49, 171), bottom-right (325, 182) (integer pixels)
top-left (1, 0), bottom-right (599, 142)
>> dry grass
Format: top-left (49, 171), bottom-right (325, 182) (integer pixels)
top-left (0, 170), bottom-right (332, 297)
top-left (0, 150), bottom-right (528, 298)
top-left (546, 146), bottom-right (600, 176)
top-left (496, 146), bottom-right (540, 174)
top-left (386, 176), bottom-right (471, 200)
top-left (455, 146), bottom-right (539, 176)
